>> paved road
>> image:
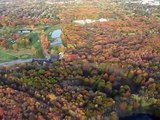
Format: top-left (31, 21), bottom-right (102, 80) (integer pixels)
top-left (0, 59), bottom-right (33, 66)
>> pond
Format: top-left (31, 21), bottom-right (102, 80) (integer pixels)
top-left (50, 29), bottom-right (65, 60)
top-left (51, 29), bottom-right (62, 39)
top-left (50, 38), bottom-right (63, 46)
top-left (50, 29), bottom-right (63, 47)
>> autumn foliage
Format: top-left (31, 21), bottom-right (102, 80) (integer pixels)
top-left (40, 31), bottom-right (50, 56)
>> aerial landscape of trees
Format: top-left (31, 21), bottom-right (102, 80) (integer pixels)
top-left (0, 0), bottom-right (160, 119)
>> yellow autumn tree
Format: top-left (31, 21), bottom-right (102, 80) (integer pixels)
top-left (12, 44), bottom-right (18, 51)
top-left (40, 31), bottom-right (50, 56)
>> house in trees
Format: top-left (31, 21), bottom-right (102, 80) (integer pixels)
top-left (18, 29), bottom-right (33, 34)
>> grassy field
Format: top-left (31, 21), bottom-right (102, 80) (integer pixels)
top-left (0, 46), bottom-right (34, 63)
top-left (30, 32), bottom-right (45, 58)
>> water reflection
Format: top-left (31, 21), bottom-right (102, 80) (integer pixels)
top-left (51, 29), bottom-right (62, 39)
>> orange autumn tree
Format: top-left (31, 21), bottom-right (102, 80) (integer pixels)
top-left (40, 31), bottom-right (50, 57)
top-left (31, 46), bottom-right (37, 56)
top-left (0, 38), bottom-right (7, 50)
top-left (0, 16), bottom-right (8, 27)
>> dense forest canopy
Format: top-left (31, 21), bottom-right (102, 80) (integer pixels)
top-left (0, 0), bottom-right (160, 119)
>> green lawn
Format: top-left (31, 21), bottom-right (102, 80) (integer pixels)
top-left (30, 32), bottom-right (45, 58)
top-left (0, 46), bottom-right (34, 63)
top-left (0, 47), bottom-right (18, 63)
